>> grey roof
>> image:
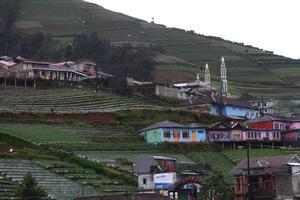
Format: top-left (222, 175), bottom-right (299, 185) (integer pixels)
top-left (137, 155), bottom-right (176, 174)
top-left (177, 95), bottom-right (254, 109)
top-left (245, 115), bottom-right (283, 124)
top-left (138, 120), bottom-right (185, 132)
top-left (230, 154), bottom-right (300, 176)
top-left (209, 122), bottom-right (232, 129)
top-left (186, 123), bottom-right (207, 128)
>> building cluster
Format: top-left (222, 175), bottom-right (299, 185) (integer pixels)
top-left (137, 155), bottom-right (201, 199)
top-left (0, 56), bottom-right (113, 84)
top-left (139, 113), bottom-right (300, 144)
top-left (231, 154), bottom-right (300, 200)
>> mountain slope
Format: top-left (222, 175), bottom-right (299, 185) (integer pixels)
top-left (15, 0), bottom-right (300, 96)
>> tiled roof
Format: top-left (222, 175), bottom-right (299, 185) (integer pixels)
top-left (177, 95), bottom-right (254, 109)
top-left (230, 154), bottom-right (300, 176)
top-left (138, 120), bottom-right (185, 132)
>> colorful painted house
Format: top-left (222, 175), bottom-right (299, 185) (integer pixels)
top-left (207, 122), bottom-right (232, 142)
top-left (138, 121), bottom-right (206, 144)
top-left (242, 129), bottom-right (281, 141)
top-left (246, 115), bottom-right (290, 131)
top-left (282, 129), bottom-right (300, 141)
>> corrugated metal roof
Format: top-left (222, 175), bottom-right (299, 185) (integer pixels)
top-left (230, 154), bottom-right (300, 176)
top-left (138, 120), bottom-right (185, 132)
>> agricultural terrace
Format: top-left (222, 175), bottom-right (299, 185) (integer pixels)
top-left (74, 151), bottom-right (194, 173)
top-left (0, 89), bottom-right (166, 113)
top-left (0, 159), bottom-right (100, 200)
top-left (0, 123), bottom-right (88, 145)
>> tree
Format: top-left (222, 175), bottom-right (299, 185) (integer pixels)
top-left (200, 170), bottom-right (233, 200)
top-left (15, 172), bottom-right (48, 200)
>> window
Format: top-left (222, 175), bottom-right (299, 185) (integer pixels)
top-left (173, 130), bottom-right (180, 139)
top-left (182, 130), bottom-right (189, 139)
top-left (163, 130), bottom-right (171, 138)
top-left (143, 177), bottom-right (147, 185)
top-left (274, 123), bottom-right (279, 130)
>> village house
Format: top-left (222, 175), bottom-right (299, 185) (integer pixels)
top-left (155, 63), bottom-right (216, 100)
top-left (137, 155), bottom-right (202, 199)
top-left (8, 60), bottom-right (87, 81)
top-left (246, 115), bottom-right (300, 142)
top-left (230, 154), bottom-right (300, 200)
top-left (178, 95), bottom-right (258, 119)
top-left (138, 121), bottom-right (207, 144)
top-left (249, 99), bottom-right (277, 115)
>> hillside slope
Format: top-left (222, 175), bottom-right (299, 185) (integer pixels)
top-left (16, 0), bottom-right (300, 96)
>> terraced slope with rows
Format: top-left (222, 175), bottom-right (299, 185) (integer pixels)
top-left (0, 176), bottom-right (16, 200)
top-left (0, 89), bottom-right (165, 113)
top-left (34, 160), bottom-right (135, 194)
top-left (0, 159), bottom-right (100, 200)
top-left (15, 0), bottom-right (300, 93)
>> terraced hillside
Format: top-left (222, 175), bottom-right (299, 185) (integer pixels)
top-left (0, 159), bottom-right (100, 199)
top-left (0, 89), bottom-right (166, 113)
top-left (15, 0), bottom-right (300, 95)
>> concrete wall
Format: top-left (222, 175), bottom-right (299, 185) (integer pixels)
top-left (145, 128), bottom-right (162, 143)
top-left (210, 104), bottom-right (256, 119)
top-left (144, 128), bottom-right (206, 143)
top-left (138, 174), bottom-right (154, 190)
top-left (155, 85), bottom-right (178, 98)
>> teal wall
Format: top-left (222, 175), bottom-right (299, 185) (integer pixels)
top-left (146, 128), bottom-right (162, 143)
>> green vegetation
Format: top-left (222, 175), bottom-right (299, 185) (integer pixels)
top-left (187, 151), bottom-right (235, 183)
top-left (200, 170), bottom-right (234, 200)
top-left (222, 148), bottom-right (284, 165)
top-left (0, 89), bottom-right (166, 113)
top-left (15, 172), bottom-right (47, 200)
top-left (0, 123), bottom-right (87, 145)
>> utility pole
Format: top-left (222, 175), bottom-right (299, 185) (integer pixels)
top-left (247, 140), bottom-right (252, 200)
top-left (96, 64), bottom-right (99, 92)
top-left (260, 95), bottom-right (264, 116)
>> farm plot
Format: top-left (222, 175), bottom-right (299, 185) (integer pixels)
top-left (0, 159), bottom-right (100, 200)
top-left (0, 176), bottom-right (16, 199)
top-left (34, 160), bottom-right (135, 194)
top-left (73, 151), bottom-right (195, 173)
top-left (55, 125), bottom-right (140, 142)
top-left (0, 89), bottom-right (166, 113)
top-left (222, 149), bottom-right (284, 165)
top-left (187, 151), bottom-right (235, 183)
top-left (0, 123), bottom-right (88, 145)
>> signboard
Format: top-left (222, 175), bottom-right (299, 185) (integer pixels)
top-left (154, 172), bottom-right (176, 189)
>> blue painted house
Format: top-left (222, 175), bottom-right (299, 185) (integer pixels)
top-left (138, 121), bottom-right (207, 144)
top-left (178, 95), bottom-right (257, 119)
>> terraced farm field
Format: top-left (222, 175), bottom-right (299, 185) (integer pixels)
top-left (187, 151), bottom-right (235, 183)
top-left (0, 123), bottom-right (88, 145)
top-left (222, 148), bottom-right (285, 165)
top-left (55, 125), bottom-right (139, 142)
top-left (0, 159), bottom-right (100, 200)
top-left (74, 151), bottom-right (194, 173)
top-left (0, 176), bottom-right (16, 200)
top-left (0, 89), bottom-right (166, 113)
top-left (34, 160), bottom-right (135, 194)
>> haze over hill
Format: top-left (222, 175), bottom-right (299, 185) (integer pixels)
top-left (15, 0), bottom-right (300, 96)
